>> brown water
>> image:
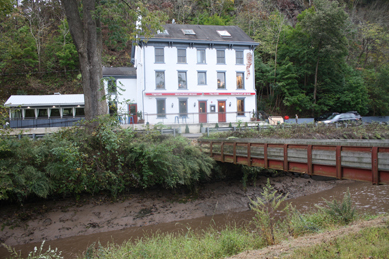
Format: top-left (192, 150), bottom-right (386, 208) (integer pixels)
top-left (1, 181), bottom-right (388, 258)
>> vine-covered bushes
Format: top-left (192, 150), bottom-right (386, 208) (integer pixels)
top-left (0, 118), bottom-right (215, 202)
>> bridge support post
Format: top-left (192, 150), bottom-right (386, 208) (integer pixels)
top-left (336, 146), bottom-right (342, 179)
top-left (307, 145), bottom-right (313, 175)
top-left (283, 144), bottom-right (288, 171)
top-left (233, 142), bottom-right (237, 164)
top-left (372, 147), bottom-right (379, 185)
top-left (221, 142), bottom-right (224, 162)
top-left (247, 143), bottom-right (251, 167)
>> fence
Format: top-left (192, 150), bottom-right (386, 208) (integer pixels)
top-left (144, 111), bottom-right (255, 125)
top-left (9, 117), bottom-right (84, 128)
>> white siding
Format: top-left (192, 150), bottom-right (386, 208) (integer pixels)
top-left (135, 44), bottom-right (257, 124)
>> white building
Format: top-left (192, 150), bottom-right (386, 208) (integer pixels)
top-left (107, 24), bottom-right (259, 125)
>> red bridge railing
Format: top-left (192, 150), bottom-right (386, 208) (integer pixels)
top-left (198, 139), bottom-right (389, 185)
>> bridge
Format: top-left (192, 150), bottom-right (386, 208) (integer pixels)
top-left (198, 138), bottom-right (389, 185)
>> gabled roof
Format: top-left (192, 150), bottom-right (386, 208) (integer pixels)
top-left (4, 94), bottom-right (85, 107)
top-left (149, 24), bottom-right (258, 45)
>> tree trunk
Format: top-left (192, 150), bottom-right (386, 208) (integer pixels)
top-left (62, 0), bottom-right (108, 121)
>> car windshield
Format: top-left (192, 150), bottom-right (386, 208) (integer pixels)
top-left (327, 114), bottom-right (337, 120)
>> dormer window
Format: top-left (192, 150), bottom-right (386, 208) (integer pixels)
top-left (182, 29), bottom-right (195, 35)
top-left (217, 30), bottom-right (231, 37)
top-left (157, 29), bottom-right (169, 35)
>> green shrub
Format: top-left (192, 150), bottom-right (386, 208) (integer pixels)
top-left (229, 122), bottom-right (232, 127)
top-left (185, 124), bottom-right (190, 133)
top-left (0, 116), bottom-right (215, 202)
top-left (250, 179), bottom-right (289, 245)
top-left (315, 188), bottom-right (356, 225)
top-left (215, 123), bottom-right (219, 128)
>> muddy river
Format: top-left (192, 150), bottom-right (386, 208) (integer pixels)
top-left (1, 179), bottom-right (389, 258)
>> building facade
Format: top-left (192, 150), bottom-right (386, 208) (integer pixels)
top-left (111, 24), bottom-right (259, 125)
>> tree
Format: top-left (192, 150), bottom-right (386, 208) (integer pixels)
top-left (61, 0), bottom-right (163, 121)
top-left (0, 0), bottom-right (15, 17)
top-left (299, 0), bottom-right (349, 114)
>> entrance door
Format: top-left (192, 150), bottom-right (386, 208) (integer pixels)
top-left (218, 101), bottom-right (226, 122)
top-left (129, 104), bottom-right (138, 124)
top-left (199, 101), bottom-right (207, 123)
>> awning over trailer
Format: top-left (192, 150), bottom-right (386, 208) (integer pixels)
top-left (4, 94), bottom-right (84, 108)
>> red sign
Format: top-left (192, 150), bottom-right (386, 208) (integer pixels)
top-left (204, 92), bottom-right (255, 96)
top-left (145, 92), bottom-right (256, 96)
top-left (284, 115), bottom-right (289, 120)
top-left (145, 92), bottom-right (202, 96)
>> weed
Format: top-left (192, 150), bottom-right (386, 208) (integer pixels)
top-left (2, 240), bottom-right (63, 259)
top-left (249, 179), bottom-right (289, 245)
top-left (315, 188), bottom-right (356, 225)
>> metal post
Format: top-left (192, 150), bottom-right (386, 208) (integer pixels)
top-left (233, 142), bottom-right (237, 164)
top-left (372, 147), bottom-right (379, 185)
top-left (264, 144), bottom-right (268, 169)
top-left (247, 143), bottom-right (251, 166)
top-left (173, 128), bottom-right (176, 137)
top-left (207, 127), bottom-right (209, 137)
top-left (307, 145), bottom-right (313, 175)
top-left (336, 146), bottom-right (342, 180)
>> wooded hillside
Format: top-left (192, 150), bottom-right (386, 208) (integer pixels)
top-left (1, 0), bottom-right (388, 117)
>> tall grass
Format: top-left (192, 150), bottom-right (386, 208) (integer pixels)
top-left (289, 223), bottom-right (389, 258)
top-left (82, 227), bottom-right (265, 259)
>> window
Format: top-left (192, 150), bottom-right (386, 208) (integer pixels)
top-left (179, 99), bottom-right (188, 117)
top-left (50, 109), bottom-right (60, 117)
top-left (178, 71), bottom-right (187, 89)
top-left (155, 71), bottom-right (165, 89)
top-left (217, 72), bottom-right (225, 89)
top-left (11, 110), bottom-right (22, 119)
top-left (177, 49), bottom-right (186, 63)
top-left (198, 72), bottom-right (206, 85)
top-left (236, 72), bottom-right (244, 89)
top-left (108, 102), bottom-right (117, 116)
top-left (155, 48), bottom-right (164, 63)
top-left (157, 99), bottom-right (166, 118)
top-left (237, 98), bottom-right (245, 116)
top-left (63, 108), bottom-right (73, 117)
top-left (182, 29), bottom-right (195, 35)
top-left (25, 109), bottom-right (35, 118)
top-left (76, 107), bottom-right (85, 116)
top-left (217, 50), bottom-right (225, 64)
top-left (108, 80), bottom-right (116, 95)
top-left (217, 30), bottom-right (231, 37)
top-left (38, 109), bottom-right (48, 118)
top-left (236, 51), bottom-right (243, 64)
top-left (197, 49), bottom-right (206, 63)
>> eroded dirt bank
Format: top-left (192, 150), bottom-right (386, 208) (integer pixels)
top-left (0, 173), bottom-right (338, 247)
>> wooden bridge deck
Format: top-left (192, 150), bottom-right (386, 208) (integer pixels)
top-left (198, 138), bottom-right (389, 185)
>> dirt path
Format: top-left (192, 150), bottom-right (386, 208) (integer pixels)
top-left (0, 173), bottom-right (338, 246)
top-left (229, 216), bottom-right (388, 259)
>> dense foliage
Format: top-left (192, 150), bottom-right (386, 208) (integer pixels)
top-left (0, 117), bottom-right (215, 202)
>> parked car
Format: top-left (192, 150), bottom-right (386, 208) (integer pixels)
top-left (316, 112), bottom-right (339, 122)
top-left (345, 111), bottom-right (362, 120)
top-left (320, 113), bottom-right (360, 124)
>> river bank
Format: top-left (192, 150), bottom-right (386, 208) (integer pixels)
top-left (0, 172), bottom-right (338, 247)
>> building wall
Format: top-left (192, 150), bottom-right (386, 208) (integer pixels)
top-left (134, 44), bottom-right (257, 124)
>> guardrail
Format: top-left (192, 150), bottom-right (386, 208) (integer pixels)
top-left (198, 138), bottom-right (389, 185)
